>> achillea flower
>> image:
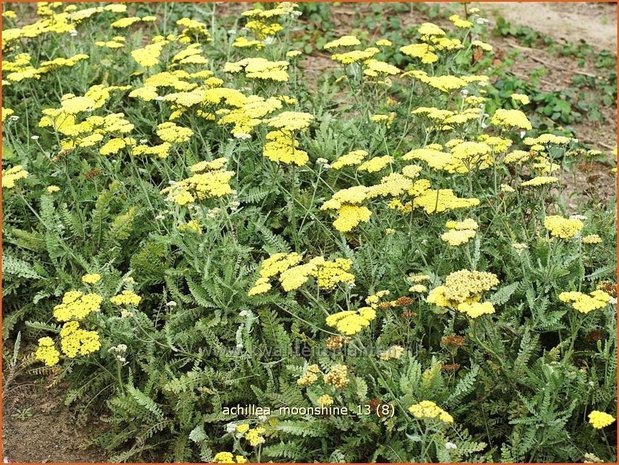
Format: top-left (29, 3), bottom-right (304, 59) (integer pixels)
top-left (110, 290), bottom-right (142, 307)
top-left (521, 176), bottom-right (558, 187)
top-left (490, 109), bottom-right (532, 130)
top-left (588, 411), bottom-right (615, 429)
top-left (324, 35), bottom-right (361, 49)
top-left (582, 234), bottom-right (602, 244)
top-left (559, 290), bottom-right (612, 314)
top-left (317, 394), bottom-right (334, 407)
top-left (3, 165), bottom-right (29, 189)
top-left (379, 345), bottom-right (405, 361)
top-left (324, 364), bottom-right (350, 388)
top-left (408, 400), bottom-right (453, 423)
top-left (81, 273), bottom-right (101, 284)
top-left (53, 291), bottom-right (103, 321)
top-left (35, 337), bottom-right (60, 366)
top-left (298, 364), bottom-right (321, 386)
top-left (331, 150), bottom-right (368, 169)
top-left (326, 307), bottom-right (376, 336)
top-left (544, 215), bottom-right (583, 239)
top-left (59, 321), bottom-right (101, 357)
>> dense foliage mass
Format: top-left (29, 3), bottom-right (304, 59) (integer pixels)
top-left (2, 2), bottom-right (617, 462)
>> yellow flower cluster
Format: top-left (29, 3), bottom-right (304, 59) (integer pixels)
top-left (110, 290), bottom-right (142, 307)
top-left (2, 165), bottom-right (29, 189)
top-left (582, 234), bottom-right (602, 244)
top-left (324, 364), bottom-right (350, 388)
top-left (224, 57), bottom-right (289, 82)
top-left (212, 452), bottom-right (248, 464)
top-left (326, 307), bottom-right (376, 336)
top-left (53, 290), bottom-right (103, 322)
top-left (427, 269), bottom-right (499, 318)
top-left (379, 345), bottom-right (405, 361)
top-left (156, 122), bottom-right (194, 144)
top-left (161, 158), bottom-right (235, 206)
top-left (559, 290), bottom-right (612, 314)
top-left (408, 400), bottom-right (454, 423)
top-left (249, 253), bottom-right (355, 295)
top-left (441, 218), bottom-right (478, 246)
top-left (297, 364), bottom-right (321, 386)
top-left (59, 321), bottom-right (101, 358)
top-left (521, 176), bottom-right (558, 187)
top-left (39, 85), bottom-right (134, 154)
top-left (588, 411), bottom-right (616, 429)
top-left (490, 109), bottom-right (533, 130)
top-left (331, 150), bottom-right (368, 169)
top-left (3, 4), bottom-right (125, 51)
top-left (81, 273), bottom-right (102, 284)
top-left (244, 427), bottom-right (266, 447)
top-left (3, 52), bottom-right (89, 83)
top-left (321, 186), bottom-right (372, 232)
top-left (544, 215), bottom-right (584, 239)
top-left (34, 337), bottom-right (61, 366)
top-left (317, 394), bottom-right (334, 407)
top-left (263, 111), bottom-right (313, 166)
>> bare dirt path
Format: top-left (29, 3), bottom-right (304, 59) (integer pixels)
top-left (482, 2), bottom-right (616, 51)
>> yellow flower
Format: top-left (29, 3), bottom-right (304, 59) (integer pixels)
top-left (46, 185), bottom-right (61, 193)
top-left (324, 364), bottom-right (350, 388)
top-left (326, 307), bottom-right (376, 336)
top-left (379, 345), bottom-right (405, 361)
top-left (588, 411), bottom-right (615, 429)
top-left (490, 109), bottom-right (532, 130)
top-left (324, 35), bottom-right (361, 49)
top-left (53, 291), bottom-right (103, 321)
top-left (59, 321), bottom-right (101, 358)
top-left (441, 229), bottom-right (476, 246)
top-left (156, 122), bottom-right (193, 144)
top-left (511, 93), bottom-right (530, 105)
top-left (331, 150), bottom-right (368, 169)
top-left (358, 155), bottom-right (394, 173)
top-left (521, 176), bottom-right (558, 187)
top-left (236, 423), bottom-right (250, 434)
top-left (582, 234), bottom-right (602, 244)
top-left (81, 273), bottom-right (101, 284)
top-left (559, 290), bottom-right (611, 314)
top-left (110, 290), bottom-right (142, 307)
top-left (244, 427), bottom-right (266, 447)
top-left (544, 215), bottom-right (583, 239)
top-left (35, 337), bottom-right (60, 366)
top-left (457, 301), bottom-right (495, 318)
top-left (317, 394), bottom-right (334, 407)
top-left (213, 452), bottom-right (235, 463)
top-left (3, 165), bottom-right (29, 189)
top-left (408, 400), bottom-right (453, 423)
top-left (298, 364), bottom-right (321, 386)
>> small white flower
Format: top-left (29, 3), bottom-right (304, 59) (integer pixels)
top-left (140, 138), bottom-right (149, 144)
top-left (166, 301), bottom-right (177, 307)
top-left (225, 423), bottom-right (237, 433)
top-left (155, 96), bottom-right (165, 102)
top-left (69, 29), bottom-right (78, 37)
top-left (30, 135), bottom-right (40, 140)
top-left (316, 158), bottom-right (328, 165)
top-left (445, 442), bottom-right (457, 450)
top-left (9, 115), bottom-right (19, 122)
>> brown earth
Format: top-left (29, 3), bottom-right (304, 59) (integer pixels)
top-left (3, 373), bottom-right (106, 463)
